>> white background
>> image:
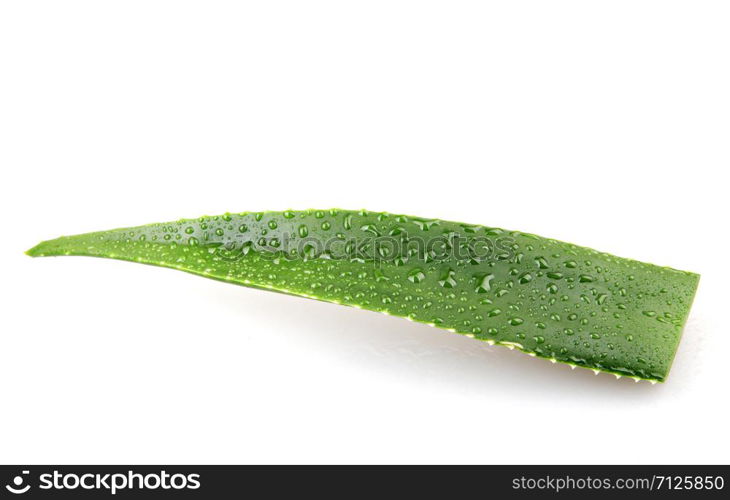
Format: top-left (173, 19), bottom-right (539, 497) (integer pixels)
top-left (1, 1), bottom-right (728, 464)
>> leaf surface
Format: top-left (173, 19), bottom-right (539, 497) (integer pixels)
top-left (27, 209), bottom-right (700, 382)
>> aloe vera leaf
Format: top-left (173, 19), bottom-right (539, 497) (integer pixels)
top-left (27, 209), bottom-right (699, 382)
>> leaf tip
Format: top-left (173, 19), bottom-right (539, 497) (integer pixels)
top-left (25, 237), bottom-right (66, 257)
top-left (25, 242), bottom-right (46, 257)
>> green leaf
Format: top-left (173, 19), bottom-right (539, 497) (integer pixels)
top-left (27, 209), bottom-right (699, 382)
